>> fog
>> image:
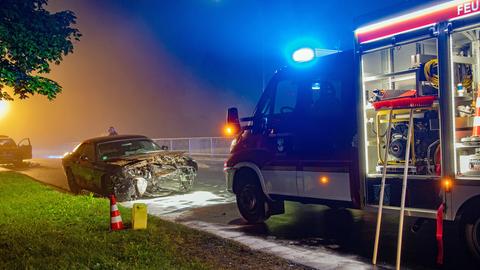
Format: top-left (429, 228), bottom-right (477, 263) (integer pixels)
top-left (0, 0), bottom-right (438, 155)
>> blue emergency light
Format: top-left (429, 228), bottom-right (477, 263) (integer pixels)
top-left (292, 48), bottom-right (315, 63)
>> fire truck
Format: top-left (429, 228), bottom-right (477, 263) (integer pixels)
top-left (225, 0), bottom-right (480, 265)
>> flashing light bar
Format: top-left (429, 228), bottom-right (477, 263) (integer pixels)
top-left (292, 48), bottom-right (315, 63)
top-left (291, 48), bottom-right (341, 63)
top-left (356, 0), bottom-right (480, 44)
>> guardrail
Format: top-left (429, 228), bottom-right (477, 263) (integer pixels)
top-left (152, 137), bottom-right (232, 156)
top-left (34, 137), bottom-right (233, 159)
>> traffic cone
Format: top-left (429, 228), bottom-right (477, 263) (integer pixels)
top-left (462, 87), bottom-right (480, 144)
top-left (110, 195), bottom-right (124, 231)
top-left (472, 89), bottom-right (480, 138)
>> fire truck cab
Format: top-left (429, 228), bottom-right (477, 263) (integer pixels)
top-left (226, 0), bottom-right (480, 262)
top-left (224, 51), bottom-right (359, 222)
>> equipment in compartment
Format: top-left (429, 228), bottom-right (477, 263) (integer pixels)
top-left (375, 109), bottom-right (440, 175)
top-left (465, 148), bottom-right (480, 176)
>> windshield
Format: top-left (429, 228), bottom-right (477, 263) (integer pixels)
top-left (0, 138), bottom-right (16, 147)
top-left (97, 139), bottom-right (161, 161)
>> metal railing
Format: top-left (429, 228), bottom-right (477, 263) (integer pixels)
top-left (152, 137), bottom-right (232, 156)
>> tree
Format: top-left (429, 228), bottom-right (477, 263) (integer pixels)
top-left (0, 0), bottom-right (81, 100)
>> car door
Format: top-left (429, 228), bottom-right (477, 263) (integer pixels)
top-left (260, 77), bottom-right (300, 197)
top-left (70, 143), bottom-right (97, 191)
top-left (17, 138), bottom-right (32, 160)
top-left (77, 143), bottom-right (104, 192)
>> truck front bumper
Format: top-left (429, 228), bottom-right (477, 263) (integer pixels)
top-left (224, 166), bottom-right (236, 193)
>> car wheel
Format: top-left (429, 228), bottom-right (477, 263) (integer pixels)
top-left (462, 208), bottom-right (480, 261)
top-left (179, 167), bottom-right (196, 192)
top-left (236, 178), bottom-right (268, 224)
top-left (65, 168), bottom-right (81, 194)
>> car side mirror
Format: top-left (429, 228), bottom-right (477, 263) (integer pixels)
top-left (226, 107), bottom-right (241, 136)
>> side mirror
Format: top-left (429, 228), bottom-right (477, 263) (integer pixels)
top-left (226, 107), bottom-right (241, 136)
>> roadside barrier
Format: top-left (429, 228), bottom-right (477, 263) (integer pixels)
top-left (110, 195), bottom-right (124, 231)
top-left (152, 137), bottom-right (232, 156)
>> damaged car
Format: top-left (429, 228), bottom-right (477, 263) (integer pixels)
top-left (62, 135), bottom-right (198, 201)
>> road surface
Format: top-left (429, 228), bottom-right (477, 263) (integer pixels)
top-left (2, 158), bottom-right (478, 269)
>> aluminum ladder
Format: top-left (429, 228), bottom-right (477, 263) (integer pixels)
top-left (372, 108), bottom-right (414, 270)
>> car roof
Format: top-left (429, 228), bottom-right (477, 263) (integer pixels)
top-left (83, 135), bottom-right (150, 144)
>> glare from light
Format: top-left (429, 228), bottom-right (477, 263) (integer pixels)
top-left (442, 177), bottom-right (453, 192)
top-left (0, 100), bottom-right (9, 119)
top-left (292, 48), bottom-right (315, 63)
top-left (223, 125), bottom-right (235, 137)
top-left (320, 176), bottom-right (329, 185)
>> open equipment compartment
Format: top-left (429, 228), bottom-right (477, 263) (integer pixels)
top-left (451, 25), bottom-right (480, 177)
top-left (359, 36), bottom-right (443, 211)
top-left (355, 0), bottom-right (480, 222)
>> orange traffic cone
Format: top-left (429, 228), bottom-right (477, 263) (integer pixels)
top-left (110, 195), bottom-right (124, 231)
top-left (462, 87), bottom-right (480, 144)
top-left (472, 89), bottom-right (480, 138)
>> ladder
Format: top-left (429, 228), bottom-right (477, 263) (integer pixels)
top-left (372, 108), bottom-right (414, 270)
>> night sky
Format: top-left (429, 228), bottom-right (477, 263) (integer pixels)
top-left (2, 0), bottom-right (440, 151)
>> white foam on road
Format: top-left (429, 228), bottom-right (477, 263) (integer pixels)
top-left (121, 191), bottom-right (235, 216)
top-left (183, 220), bottom-right (381, 270)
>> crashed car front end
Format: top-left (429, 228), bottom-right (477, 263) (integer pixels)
top-left (108, 152), bottom-right (198, 201)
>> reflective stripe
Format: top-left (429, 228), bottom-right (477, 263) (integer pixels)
top-left (111, 215), bottom-right (123, 223)
top-left (111, 204), bottom-right (118, 211)
top-left (476, 97), bottom-right (480, 105)
top-left (473, 116), bottom-right (480, 127)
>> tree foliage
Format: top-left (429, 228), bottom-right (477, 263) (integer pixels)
top-left (0, 0), bottom-right (81, 100)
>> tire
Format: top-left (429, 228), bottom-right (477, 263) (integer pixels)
top-left (462, 209), bottom-right (480, 261)
top-left (65, 168), bottom-right (81, 194)
top-left (236, 176), bottom-right (268, 224)
top-left (179, 167), bottom-right (196, 192)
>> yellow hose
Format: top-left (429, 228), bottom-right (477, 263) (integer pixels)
top-left (424, 59), bottom-right (439, 90)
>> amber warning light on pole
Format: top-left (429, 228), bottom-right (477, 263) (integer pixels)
top-left (223, 125), bottom-right (235, 136)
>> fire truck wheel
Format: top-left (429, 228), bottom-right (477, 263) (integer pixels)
top-left (463, 209), bottom-right (480, 261)
top-left (236, 180), bottom-right (268, 224)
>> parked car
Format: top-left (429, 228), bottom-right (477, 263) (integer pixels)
top-left (0, 135), bottom-right (32, 165)
top-left (62, 135), bottom-right (198, 201)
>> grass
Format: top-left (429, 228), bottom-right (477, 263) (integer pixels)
top-left (0, 172), bottom-right (303, 270)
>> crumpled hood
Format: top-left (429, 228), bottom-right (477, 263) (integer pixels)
top-left (105, 151), bottom-right (192, 167)
top-left (107, 151), bottom-right (198, 201)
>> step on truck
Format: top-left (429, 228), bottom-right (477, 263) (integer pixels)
top-left (224, 0), bottom-right (480, 265)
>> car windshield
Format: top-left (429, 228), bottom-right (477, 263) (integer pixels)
top-left (97, 139), bottom-right (161, 161)
top-left (0, 138), bottom-right (16, 147)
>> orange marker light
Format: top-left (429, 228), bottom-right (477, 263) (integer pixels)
top-left (442, 178), bottom-right (453, 193)
top-left (223, 124), bottom-right (237, 137)
top-left (320, 176), bottom-right (329, 185)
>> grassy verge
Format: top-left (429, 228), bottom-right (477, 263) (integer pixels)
top-left (0, 172), bottom-right (304, 270)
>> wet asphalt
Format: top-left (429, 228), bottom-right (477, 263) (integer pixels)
top-left (2, 157), bottom-right (479, 269)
